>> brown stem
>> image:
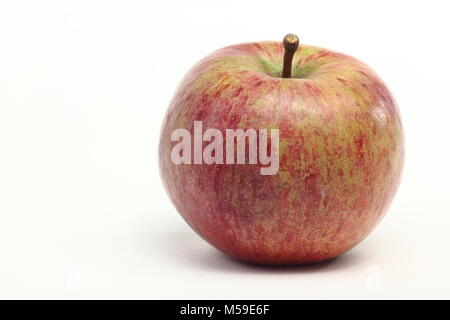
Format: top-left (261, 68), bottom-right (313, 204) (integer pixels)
top-left (282, 33), bottom-right (299, 78)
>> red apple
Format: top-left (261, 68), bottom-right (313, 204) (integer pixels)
top-left (159, 34), bottom-right (404, 265)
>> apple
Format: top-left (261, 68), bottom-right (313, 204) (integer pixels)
top-left (159, 34), bottom-right (404, 264)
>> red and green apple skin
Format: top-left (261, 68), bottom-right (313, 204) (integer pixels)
top-left (159, 40), bottom-right (404, 265)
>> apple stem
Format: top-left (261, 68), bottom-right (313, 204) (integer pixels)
top-left (282, 33), bottom-right (299, 78)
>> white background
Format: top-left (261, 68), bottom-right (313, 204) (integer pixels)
top-left (0, 0), bottom-right (449, 299)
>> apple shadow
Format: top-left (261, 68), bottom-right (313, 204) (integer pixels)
top-left (149, 228), bottom-right (367, 274)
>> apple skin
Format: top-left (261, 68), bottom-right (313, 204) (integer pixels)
top-left (159, 41), bottom-right (404, 265)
